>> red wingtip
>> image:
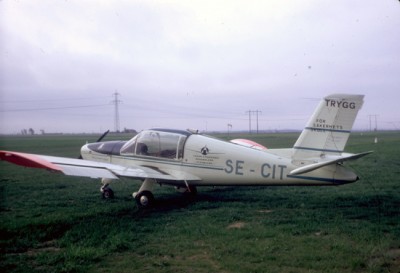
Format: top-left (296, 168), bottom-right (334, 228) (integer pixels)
top-left (0, 151), bottom-right (63, 172)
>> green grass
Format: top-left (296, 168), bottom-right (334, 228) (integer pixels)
top-left (0, 131), bottom-right (399, 273)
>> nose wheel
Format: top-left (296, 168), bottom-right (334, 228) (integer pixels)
top-left (100, 178), bottom-right (114, 199)
top-left (101, 185), bottom-right (114, 199)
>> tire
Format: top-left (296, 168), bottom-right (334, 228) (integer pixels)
top-left (135, 190), bottom-right (155, 209)
top-left (102, 188), bottom-right (114, 199)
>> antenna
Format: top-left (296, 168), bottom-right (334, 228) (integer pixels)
top-left (111, 92), bottom-right (122, 132)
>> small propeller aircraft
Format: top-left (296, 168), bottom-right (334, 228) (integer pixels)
top-left (0, 94), bottom-right (371, 208)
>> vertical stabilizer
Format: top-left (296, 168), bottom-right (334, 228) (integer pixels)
top-left (293, 94), bottom-right (364, 160)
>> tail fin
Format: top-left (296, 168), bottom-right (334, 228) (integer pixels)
top-left (293, 94), bottom-right (364, 160)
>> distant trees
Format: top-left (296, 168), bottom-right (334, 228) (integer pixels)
top-left (21, 128), bottom-right (35, 135)
top-left (123, 128), bottom-right (137, 134)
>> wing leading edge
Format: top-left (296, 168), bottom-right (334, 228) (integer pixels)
top-left (0, 150), bottom-right (195, 181)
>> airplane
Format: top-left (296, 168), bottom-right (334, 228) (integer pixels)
top-left (0, 94), bottom-right (372, 209)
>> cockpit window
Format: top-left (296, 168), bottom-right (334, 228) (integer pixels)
top-left (120, 135), bottom-right (138, 155)
top-left (120, 130), bottom-right (188, 160)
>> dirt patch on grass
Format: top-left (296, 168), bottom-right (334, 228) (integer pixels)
top-left (258, 209), bottom-right (273, 213)
top-left (387, 248), bottom-right (400, 272)
top-left (188, 253), bottom-right (229, 273)
top-left (26, 240), bottom-right (60, 256)
top-left (227, 221), bottom-right (246, 229)
top-left (367, 247), bottom-right (400, 272)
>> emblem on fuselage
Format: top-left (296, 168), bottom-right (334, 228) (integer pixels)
top-left (201, 146), bottom-right (209, 155)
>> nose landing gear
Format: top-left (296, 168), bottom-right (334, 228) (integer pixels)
top-left (100, 178), bottom-right (114, 199)
top-left (101, 186), bottom-right (114, 199)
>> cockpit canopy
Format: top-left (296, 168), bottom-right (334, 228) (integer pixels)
top-left (120, 129), bottom-right (191, 160)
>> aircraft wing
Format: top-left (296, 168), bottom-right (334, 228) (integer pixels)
top-left (289, 151), bottom-right (373, 175)
top-left (0, 150), bottom-right (196, 181)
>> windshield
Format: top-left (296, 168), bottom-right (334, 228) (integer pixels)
top-left (120, 130), bottom-right (188, 160)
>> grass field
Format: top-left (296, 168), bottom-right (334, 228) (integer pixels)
top-left (0, 131), bottom-right (399, 273)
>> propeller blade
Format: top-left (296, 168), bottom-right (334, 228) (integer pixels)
top-left (96, 130), bottom-right (110, 143)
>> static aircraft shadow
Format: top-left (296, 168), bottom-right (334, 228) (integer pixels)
top-left (136, 187), bottom-right (253, 214)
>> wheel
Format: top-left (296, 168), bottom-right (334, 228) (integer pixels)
top-left (102, 187), bottom-right (114, 199)
top-left (135, 190), bottom-right (155, 209)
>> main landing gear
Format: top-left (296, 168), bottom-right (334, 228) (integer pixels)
top-left (132, 178), bottom-right (156, 209)
top-left (100, 178), bottom-right (197, 209)
top-left (132, 179), bottom-right (197, 209)
top-left (133, 190), bottom-right (155, 209)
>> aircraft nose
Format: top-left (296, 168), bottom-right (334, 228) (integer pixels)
top-left (80, 144), bottom-right (92, 159)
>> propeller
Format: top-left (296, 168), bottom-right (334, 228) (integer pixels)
top-left (78, 130), bottom-right (110, 159)
top-left (95, 130), bottom-right (110, 143)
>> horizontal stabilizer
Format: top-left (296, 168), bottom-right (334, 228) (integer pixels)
top-left (289, 151), bottom-right (373, 175)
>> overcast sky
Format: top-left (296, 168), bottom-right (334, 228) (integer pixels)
top-left (1, 0), bottom-right (399, 134)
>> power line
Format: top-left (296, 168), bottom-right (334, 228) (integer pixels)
top-left (0, 104), bottom-right (109, 112)
top-left (254, 110), bottom-right (262, 134)
top-left (1, 96), bottom-right (110, 104)
top-left (245, 110), bottom-right (262, 134)
top-left (368, 115), bottom-right (379, 131)
top-left (246, 110), bottom-right (252, 133)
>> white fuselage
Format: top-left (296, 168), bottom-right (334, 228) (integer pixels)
top-left (81, 133), bottom-right (358, 187)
